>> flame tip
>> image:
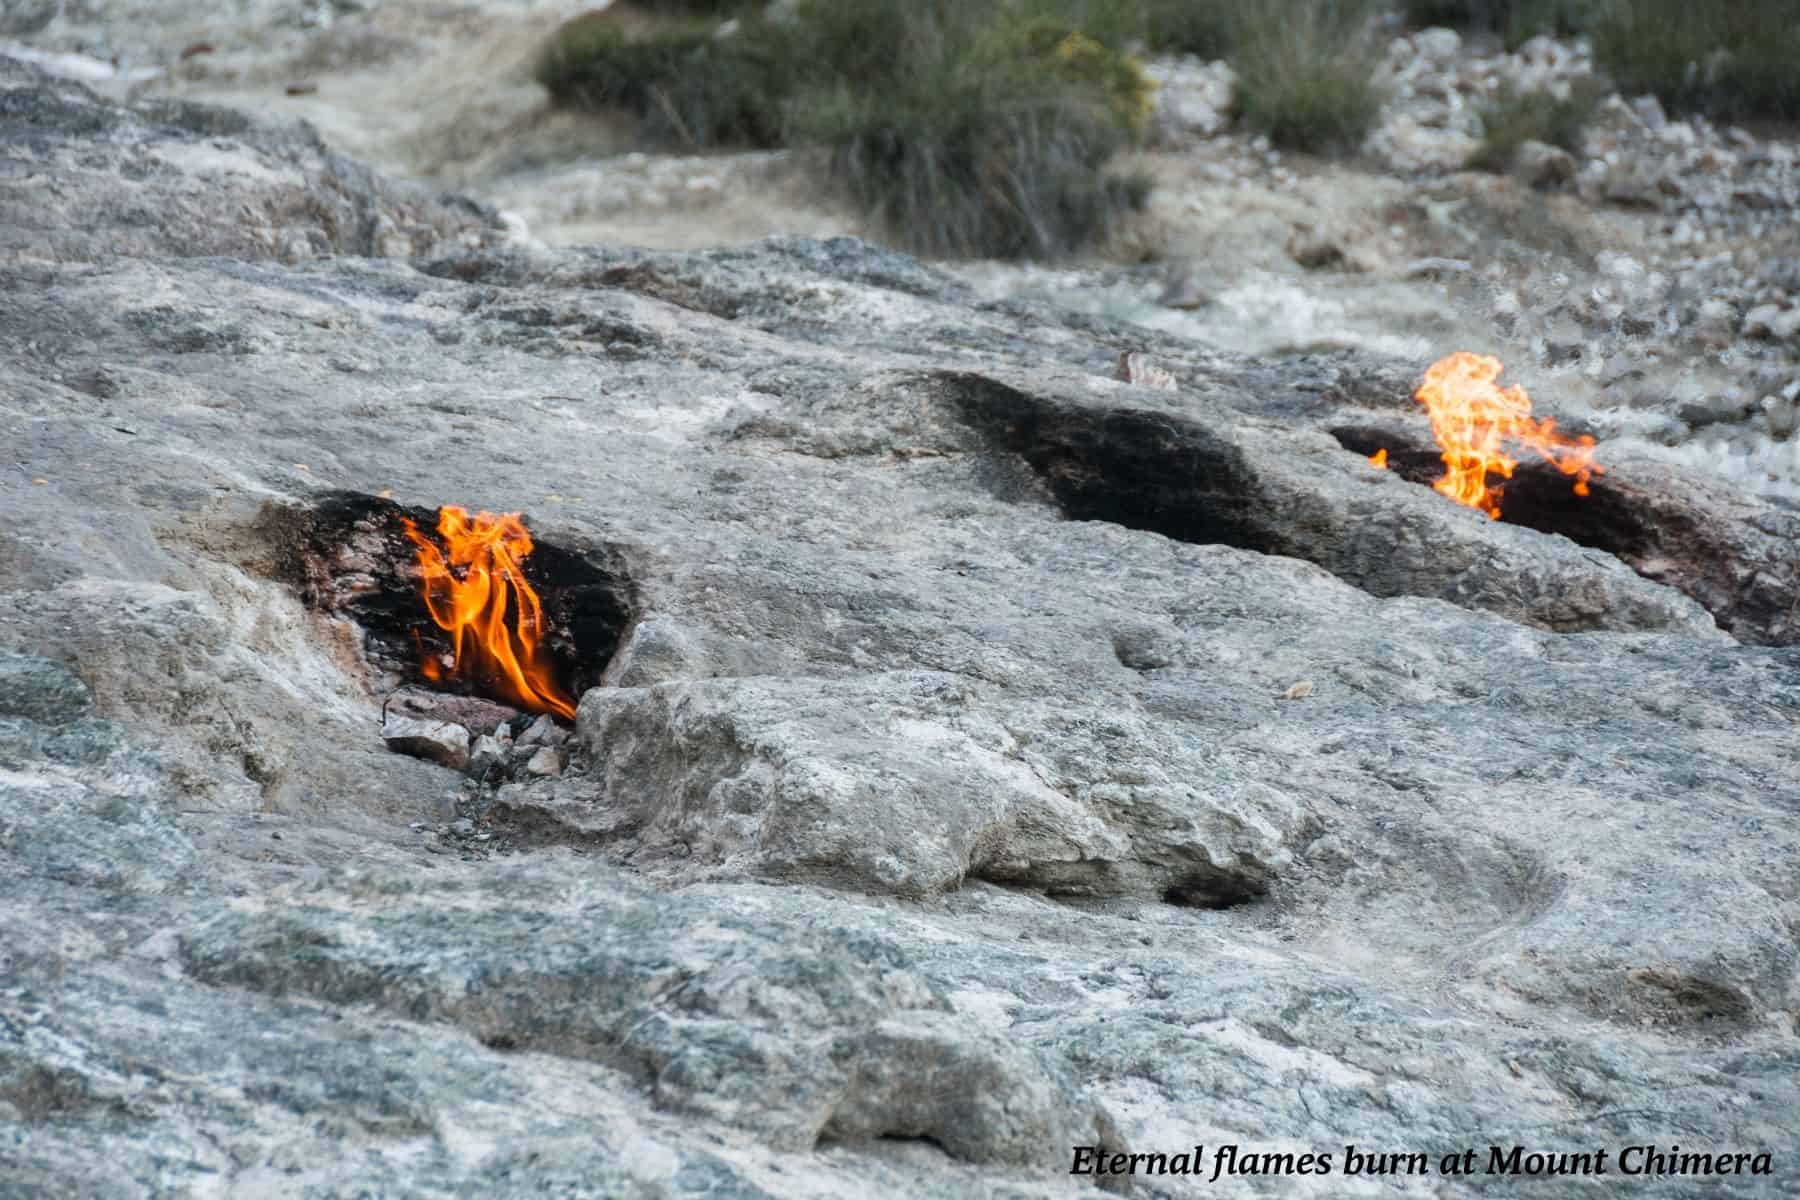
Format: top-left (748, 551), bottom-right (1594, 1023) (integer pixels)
top-left (1414, 351), bottom-right (1600, 520)
top-left (402, 504), bottom-right (575, 719)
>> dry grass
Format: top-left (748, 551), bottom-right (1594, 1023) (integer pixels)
top-left (1589, 0), bottom-right (1800, 122)
top-left (1229, 0), bottom-right (1386, 154)
top-left (1467, 80), bottom-right (1603, 171)
top-left (536, 0), bottom-right (1157, 257)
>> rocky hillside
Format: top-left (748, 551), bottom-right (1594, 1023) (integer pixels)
top-left (3, 50), bottom-right (1799, 1199)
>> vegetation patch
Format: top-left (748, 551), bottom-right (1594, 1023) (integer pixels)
top-left (537, 0), bottom-right (1157, 258)
top-left (1399, 0), bottom-right (1800, 120)
top-left (793, 8), bottom-right (1156, 257)
top-left (1587, 0), bottom-right (1800, 123)
top-left (533, 0), bottom-right (1413, 253)
top-left (534, 13), bottom-right (796, 147)
top-left (1138, 0), bottom-right (1235, 58)
top-left (1398, 0), bottom-right (1597, 45)
top-left (1229, 0), bottom-right (1385, 154)
top-left (1467, 79), bottom-right (1602, 171)
top-left (630, 0), bottom-right (753, 12)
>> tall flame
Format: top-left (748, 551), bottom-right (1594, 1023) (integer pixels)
top-left (400, 506), bottom-right (577, 720)
top-left (1410, 351), bottom-right (1600, 520)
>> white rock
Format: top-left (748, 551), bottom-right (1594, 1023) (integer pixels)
top-left (524, 745), bottom-right (564, 778)
top-left (469, 734), bottom-right (507, 776)
top-left (1695, 299), bottom-right (1737, 347)
top-left (1760, 394), bottom-right (1796, 439)
top-left (1742, 304), bottom-right (1800, 340)
top-left (516, 714), bottom-right (566, 748)
top-left (1597, 253), bottom-right (1645, 283)
top-left (1619, 96), bottom-right (1664, 133)
top-left (1413, 28), bottom-right (1462, 63)
top-left (1148, 57), bottom-right (1236, 142)
top-left (1367, 116), bottom-right (1479, 173)
top-left (382, 716), bottom-right (471, 772)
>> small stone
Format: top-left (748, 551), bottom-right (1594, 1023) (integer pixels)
top-left (1413, 28), bottom-right (1461, 62)
top-left (1286, 226), bottom-right (1343, 271)
top-left (450, 818), bottom-right (475, 837)
top-left (1694, 299), bottom-right (1736, 348)
top-left (516, 714), bottom-right (569, 749)
top-left (1403, 257), bottom-right (1472, 281)
top-left (1760, 394), bottom-right (1796, 440)
top-left (1657, 121), bottom-right (1696, 148)
top-left (1112, 627), bottom-right (1175, 671)
top-left (1157, 271), bottom-right (1210, 310)
top-left (1600, 163), bottom-right (1664, 209)
top-left (1368, 115), bottom-right (1480, 173)
top-left (468, 734), bottom-right (506, 777)
top-left (1742, 304), bottom-right (1791, 340)
top-left (381, 715), bottom-right (471, 771)
top-left (1280, 680), bottom-right (1314, 701)
top-left (1513, 140), bottom-right (1575, 189)
top-left (1629, 94), bottom-right (1667, 131)
top-left (524, 746), bottom-right (564, 778)
top-left (387, 689), bottom-right (521, 736)
top-left (1543, 340), bottom-right (1583, 367)
top-left (280, 231), bottom-right (314, 262)
top-left (1113, 352), bottom-right (1178, 393)
top-left (1147, 57), bottom-right (1236, 143)
top-left (65, 365), bottom-right (122, 399)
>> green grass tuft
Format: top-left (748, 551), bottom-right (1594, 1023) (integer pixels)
top-left (1467, 80), bottom-right (1602, 171)
top-left (1399, 0), bottom-right (1800, 117)
top-left (537, 0), bottom-right (1158, 258)
top-left (790, 5), bottom-right (1156, 257)
top-left (534, 16), bottom-right (797, 148)
top-left (1230, 0), bottom-right (1385, 153)
top-left (1588, 0), bottom-right (1800, 122)
top-left (1140, 0), bottom-right (1236, 58)
top-left (1397, 0), bottom-right (1601, 44)
top-left (627, 0), bottom-right (755, 13)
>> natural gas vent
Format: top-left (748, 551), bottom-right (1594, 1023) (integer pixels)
top-left (930, 369), bottom-right (1744, 640)
top-left (1333, 421), bottom-right (1612, 531)
top-left (1332, 427), bottom-right (1444, 491)
top-left (938, 371), bottom-right (1291, 555)
top-left (1161, 867), bottom-right (1268, 911)
top-left (263, 491), bottom-right (635, 715)
top-left (1331, 424), bottom-right (1799, 645)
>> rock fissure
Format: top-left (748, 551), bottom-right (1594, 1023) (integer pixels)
top-left (263, 491), bottom-right (637, 711)
top-left (1330, 424), bottom-right (1800, 644)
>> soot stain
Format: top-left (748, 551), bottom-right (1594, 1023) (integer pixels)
top-left (264, 490), bottom-right (635, 710)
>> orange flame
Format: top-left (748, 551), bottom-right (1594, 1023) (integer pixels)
top-left (1368, 448), bottom-right (1388, 469)
top-left (399, 506), bottom-right (577, 720)
top-left (1407, 351), bottom-right (1600, 520)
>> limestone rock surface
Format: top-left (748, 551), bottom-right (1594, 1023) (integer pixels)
top-left (3, 59), bottom-right (1799, 1199)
